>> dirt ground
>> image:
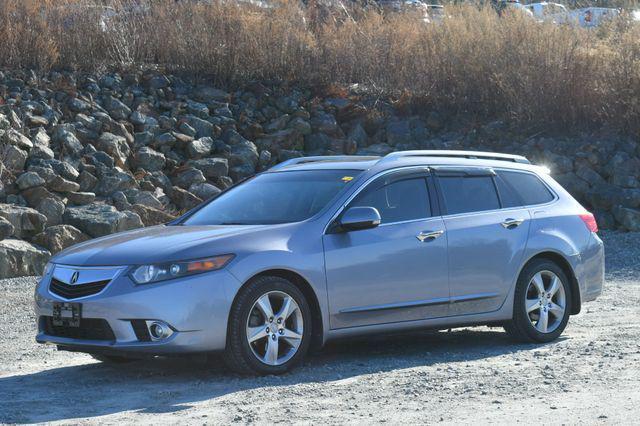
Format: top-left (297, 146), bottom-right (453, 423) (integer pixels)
top-left (1, 232), bottom-right (639, 425)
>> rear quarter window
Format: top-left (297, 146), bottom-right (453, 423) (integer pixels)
top-left (497, 170), bottom-right (554, 206)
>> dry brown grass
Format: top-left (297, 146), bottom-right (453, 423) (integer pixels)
top-left (2, 0), bottom-right (640, 132)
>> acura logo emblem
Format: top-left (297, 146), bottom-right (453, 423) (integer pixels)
top-left (70, 271), bottom-right (80, 285)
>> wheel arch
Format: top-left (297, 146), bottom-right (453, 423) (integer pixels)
top-left (230, 268), bottom-right (325, 351)
top-left (519, 251), bottom-right (581, 315)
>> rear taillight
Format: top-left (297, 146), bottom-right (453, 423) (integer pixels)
top-left (579, 213), bottom-right (598, 233)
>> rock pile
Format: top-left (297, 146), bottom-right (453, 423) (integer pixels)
top-left (0, 69), bottom-right (639, 277)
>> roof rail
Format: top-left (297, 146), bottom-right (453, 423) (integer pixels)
top-left (381, 150), bottom-right (531, 164)
top-left (269, 155), bottom-right (381, 171)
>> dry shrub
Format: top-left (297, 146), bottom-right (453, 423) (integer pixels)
top-left (2, 0), bottom-right (640, 131)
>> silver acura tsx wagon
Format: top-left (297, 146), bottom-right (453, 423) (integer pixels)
top-left (35, 150), bottom-right (605, 375)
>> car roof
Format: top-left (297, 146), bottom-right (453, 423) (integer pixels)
top-left (267, 151), bottom-right (547, 174)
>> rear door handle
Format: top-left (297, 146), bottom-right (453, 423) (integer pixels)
top-left (416, 230), bottom-right (444, 242)
top-left (501, 218), bottom-right (524, 229)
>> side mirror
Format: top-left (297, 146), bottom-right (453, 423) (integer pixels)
top-left (338, 206), bottom-right (381, 231)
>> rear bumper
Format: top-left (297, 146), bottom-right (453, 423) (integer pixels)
top-left (575, 232), bottom-right (605, 304)
top-left (34, 267), bottom-right (242, 354)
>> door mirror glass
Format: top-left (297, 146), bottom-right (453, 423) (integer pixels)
top-left (338, 207), bottom-right (381, 231)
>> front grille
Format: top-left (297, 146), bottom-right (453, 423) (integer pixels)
top-left (131, 320), bottom-right (151, 342)
top-left (41, 316), bottom-right (116, 341)
top-left (49, 277), bottom-right (110, 299)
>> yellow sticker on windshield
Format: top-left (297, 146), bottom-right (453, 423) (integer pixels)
top-left (341, 176), bottom-right (354, 182)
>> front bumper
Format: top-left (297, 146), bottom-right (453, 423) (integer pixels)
top-left (34, 266), bottom-right (242, 354)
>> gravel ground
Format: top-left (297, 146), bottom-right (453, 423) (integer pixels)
top-left (1, 231), bottom-right (639, 425)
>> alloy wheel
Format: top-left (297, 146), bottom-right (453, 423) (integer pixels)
top-left (525, 270), bottom-right (566, 334)
top-left (245, 291), bottom-right (304, 366)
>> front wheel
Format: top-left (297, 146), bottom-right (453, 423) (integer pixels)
top-left (223, 276), bottom-right (312, 375)
top-left (504, 259), bottom-right (572, 343)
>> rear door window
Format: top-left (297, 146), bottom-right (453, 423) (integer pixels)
top-left (497, 170), bottom-right (554, 206)
top-left (438, 175), bottom-right (500, 215)
top-left (350, 176), bottom-right (431, 224)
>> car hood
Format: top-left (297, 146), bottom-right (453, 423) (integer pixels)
top-left (51, 224), bottom-right (276, 266)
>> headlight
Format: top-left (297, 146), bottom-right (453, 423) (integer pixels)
top-left (43, 262), bottom-right (55, 276)
top-left (130, 254), bottom-right (235, 285)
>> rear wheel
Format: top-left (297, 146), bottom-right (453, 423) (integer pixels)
top-left (504, 259), bottom-right (572, 343)
top-left (223, 276), bottom-right (312, 375)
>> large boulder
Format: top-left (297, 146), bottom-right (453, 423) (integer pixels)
top-left (304, 132), bottom-right (332, 152)
top-left (52, 125), bottom-right (83, 156)
top-left (188, 158), bottom-right (229, 179)
top-left (183, 115), bottom-right (214, 138)
top-left (102, 95), bottom-right (132, 120)
top-left (0, 239), bottom-right (50, 278)
top-left (310, 112), bottom-right (339, 134)
top-left (123, 189), bottom-right (163, 210)
top-left (385, 120), bottom-right (413, 146)
top-left (47, 175), bottom-right (80, 193)
top-left (348, 123), bottom-right (369, 148)
top-left (613, 206), bottom-right (640, 231)
top-left (16, 172), bottom-right (45, 190)
top-left (95, 132), bottom-right (131, 165)
top-left (0, 216), bottom-right (14, 240)
top-left (192, 86), bottom-right (229, 102)
top-left (134, 147), bottom-right (166, 172)
top-left (37, 159), bottom-right (79, 181)
top-left (21, 186), bottom-right (57, 208)
top-left (130, 204), bottom-right (175, 226)
top-left (32, 225), bottom-right (90, 254)
top-left (173, 168), bottom-right (206, 190)
top-left (189, 182), bottom-right (221, 200)
top-left (94, 168), bottom-right (137, 196)
top-left (78, 170), bottom-right (98, 192)
top-left (576, 166), bottom-right (606, 187)
top-left (0, 204), bottom-right (47, 238)
top-left (554, 172), bottom-right (590, 200)
top-left (187, 137), bottom-right (214, 159)
top-left (169, 186), bottom-right (202, 211)
top-left (66, 191), bottom-right (96, 205)
top-left (2, 144), bottom-right (28, 171)
top-left (63, 203), bottom-right (143, 237)
top-left (229, 140), bottom-right (259, 167)
top-left (258, 128), bottom-right (304, 151)
top-left (3, 129), bottom-right (33, 150)
top-left (37, 197), bottom-right (65, 226)
top-left (29, 144), bottom-right (55, 160)
top-left (585, 185), bottom-right (640, 210)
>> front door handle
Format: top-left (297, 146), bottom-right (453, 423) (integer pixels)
top-left (501, 218), bottom-right (524, 229)
top-left (416, 230), bottom-right (444, 242)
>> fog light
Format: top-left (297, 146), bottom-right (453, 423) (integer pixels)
top-left (146, 320), bottom-right (173, 340)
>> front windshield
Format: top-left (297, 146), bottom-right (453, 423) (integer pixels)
top-left (182, 170), bottom-right (362, 225)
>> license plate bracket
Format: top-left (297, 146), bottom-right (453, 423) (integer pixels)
top-left (52, 302), bottom-right (82, 327)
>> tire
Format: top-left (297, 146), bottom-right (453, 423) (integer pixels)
top-left (90, 354), bottom-right (134, 364)
top-left (504, 259), bottom-right (572, 343)
top-left (223, 276), bottom-right (312, 375)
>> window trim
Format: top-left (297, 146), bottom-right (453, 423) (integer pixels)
top-left (433, 166), bottom-right (559, 219)
top-left (323, 166), bottom-right (435, 234)
top-left (323, 165), bottom-right (559, 231)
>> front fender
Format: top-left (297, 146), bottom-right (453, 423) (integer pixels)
top-left (224, 225), bottom-right (330, 344)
